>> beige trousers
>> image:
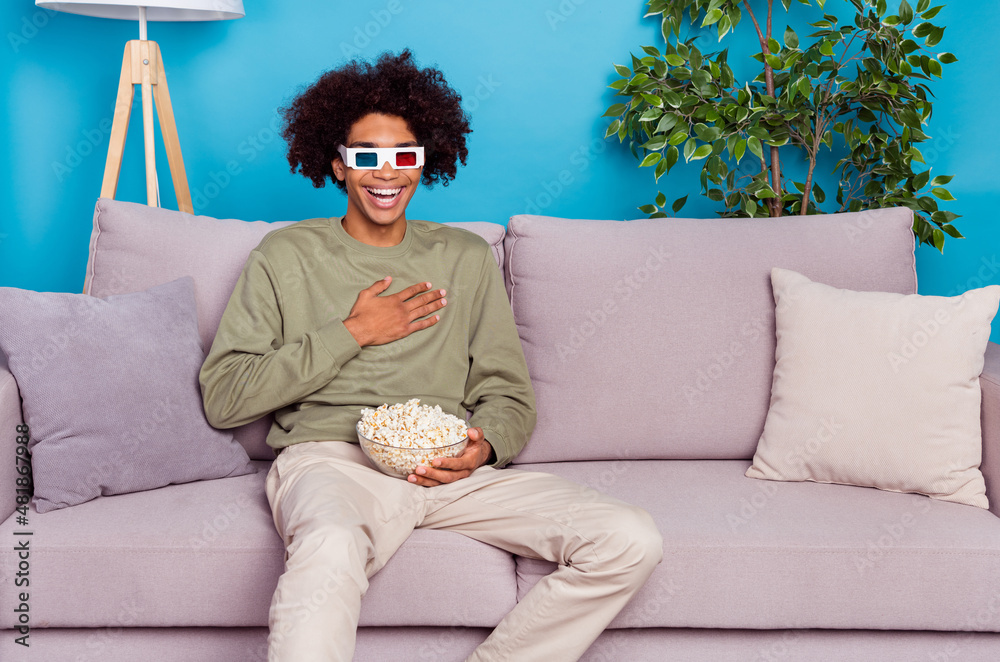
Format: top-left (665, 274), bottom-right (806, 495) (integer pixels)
top-left (264, 441), bottom-right (663, 662)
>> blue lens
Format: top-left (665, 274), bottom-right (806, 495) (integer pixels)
top-left (355, 151), bottom-right (378, 167)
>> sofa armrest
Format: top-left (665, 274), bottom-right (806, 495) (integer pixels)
top-left (981, 341), bottom-right (1000, 518)
top-left (0, 365), bottom-right (24, 523)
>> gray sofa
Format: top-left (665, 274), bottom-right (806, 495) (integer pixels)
top-left (2, 198), bottom-right (999, 661)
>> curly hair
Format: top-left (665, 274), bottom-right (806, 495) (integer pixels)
top-left (280, 49), bottom-right (471, 192)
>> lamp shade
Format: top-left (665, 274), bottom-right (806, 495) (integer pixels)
top-left (35, 0), bottom-right (244, 21)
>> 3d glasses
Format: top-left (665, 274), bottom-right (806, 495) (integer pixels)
top-left (336, 145), bottom-right (425, 170)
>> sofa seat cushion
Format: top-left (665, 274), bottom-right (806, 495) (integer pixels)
top-left (0, 461), bottom-right (517, 629)
top-left (513, 460), bottom-right (1000, 631)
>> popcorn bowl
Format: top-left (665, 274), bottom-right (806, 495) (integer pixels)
top-left (357, 423), bottom-right (468, 479)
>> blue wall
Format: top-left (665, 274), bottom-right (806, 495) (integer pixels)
top-left (2, 1), bottom-right (997, 336)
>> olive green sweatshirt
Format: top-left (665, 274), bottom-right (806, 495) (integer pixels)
top-left (198, 216), bottom-right (536, 468)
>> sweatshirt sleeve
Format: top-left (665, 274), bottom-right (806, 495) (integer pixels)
top-left (199, 249), bottom-right (362, 429)
top-left (463, 250), bottom-right (537, 468)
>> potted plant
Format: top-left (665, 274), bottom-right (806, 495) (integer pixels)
top-left (605, 0), bottom-right (959, 251)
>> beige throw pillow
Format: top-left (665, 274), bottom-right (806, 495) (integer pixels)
top-left (746, 268), bottom-right (1000, 508)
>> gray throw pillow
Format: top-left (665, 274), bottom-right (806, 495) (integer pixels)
top-left (0, 276), bottom-right (255, 513)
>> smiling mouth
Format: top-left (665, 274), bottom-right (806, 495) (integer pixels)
top-left (364, 186), bottom-right (403, 208)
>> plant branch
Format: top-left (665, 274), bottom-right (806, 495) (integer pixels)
top-left (745, 0), bottom-right (782, 216)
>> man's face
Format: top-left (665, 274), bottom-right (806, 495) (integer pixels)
top-left (332, 113), bottom-right (423, 235)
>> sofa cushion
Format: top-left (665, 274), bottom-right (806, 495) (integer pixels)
top-left (84, 198), bottom-right (507, 460)
top-left (0, 276), bottom-right (255, 513)
top-left (0, 461), bottom-right (518, 629)
top-left (746, 268), bottom-right (998, 509)
top-left (503, 209), bottom-right (917, 463)
top-left (512, 460), bottom-right (1000, 631)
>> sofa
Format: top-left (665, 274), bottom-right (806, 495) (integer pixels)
top-left (2, 197), bottom-right (1000, 661)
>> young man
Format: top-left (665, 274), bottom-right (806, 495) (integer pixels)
top-left (199, 50), bottom-right (663, 662)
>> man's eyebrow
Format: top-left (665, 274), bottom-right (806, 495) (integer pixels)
top-left (347, 141), bottom-right (419, 148)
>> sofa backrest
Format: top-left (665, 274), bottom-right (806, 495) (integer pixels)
top-left (504, 209), bottom-right (917, 464)
top-left (83, 198), bottom-right (506, 460)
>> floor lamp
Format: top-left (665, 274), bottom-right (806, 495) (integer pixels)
top-left (36, 1), bottom-right (245, 214)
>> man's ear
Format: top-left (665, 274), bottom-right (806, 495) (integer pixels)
top-left (331, 159), bottom-right (346, 182)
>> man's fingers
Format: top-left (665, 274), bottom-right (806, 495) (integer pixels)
top-left (409, 314), bottom-right (440, 332)
top-left (405, 288), bottom-right (446, 311)
top-left (410, 299), bottom-right (446, 321)
top-left (366, 276), bottom-right (393, 296)
top-left (397, 281), bottom-right (434, 300)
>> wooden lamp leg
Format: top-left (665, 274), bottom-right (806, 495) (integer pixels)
top-left (150, 43), bottom-right (194, 214)
top-left (100, 43), bottom-right (136, 201)
top-left (99, 39), bottom-right (194, 215)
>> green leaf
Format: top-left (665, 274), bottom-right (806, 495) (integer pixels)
top-left (798, 76), bottom-right (812, 98)
top-left (643, 135), bottom-right (668, 151)
top-left (666, 54), bottom-right (685, 66)
top-left (916, 0), bottom-right (930, 12)
top-left (638, 204), bottom-right (658, 214)
top-left (812, 183), bottom-right (826, 204)
top-left (604, 120), bottom-right (621, 139)
top-left (932, 227), bottom-right (945, 252)
top-left (912, 170), bottom-right (930, 190)
top-left (654, 156), bottom-right (669, 182)
top-left (768, 37), bottom-right (781, 54)
top-left (689, 48), bottom-right (703, 71)
top-left (717, 15), bottom-right (732, 40)
top-left (930, 174), bottom-right (954, 187)
top-left (784, 26), bottom-right (799, 49)
top-left (702, 8), bottom-right (723, 27)
top-left (683, 138), bottom-right (697, 161)
top-left (926, 26), bottom-right (945, 47)
top-left (938, 52), bottom-right (958, 64)
top-left (655, 191), bottom-right (667, 207)
top-left (820, 41), bottom-right (834, 57)
top-left (668, 129), bottom-right (689, 145)
top-left (665, 144), bottom-right (680, 171)
top-left (765, 54), bottom-right (783, 70)
top-left (613, 63), bottom-right (632, 78)
top-left (734, 138), bottom-right (747, 163)
top-left (648, 95), bottom-right (668, 110)
top-left (639, 107), bottom-right (662, 122)
top-left (922, 5), bottom-right (944, 19)
top-left (602, 103), bottom-right (627, 118)
top-left (663, 90), bottom-right (683, 108)
top-left (931, 187), bottom-right (956, 201)
top-left (899, 0), bottom-right (913, 24)
top-left (672, 195), bottom-right (688, 213)
top-left (692, 69), bottom-right (713, 90)
top-left (690, 144), bottom-right (713, 161)
top-left (654, 113), bottom-right (680, 134)
top-left (639, 152), bottom-right (662, 168)
top-left (747, 136), bottom-right (764, 160)
top-left (927, 59), bottom-right (942, 77)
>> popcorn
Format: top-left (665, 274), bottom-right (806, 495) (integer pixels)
top-left (357, 399), bottom-right (469, 478)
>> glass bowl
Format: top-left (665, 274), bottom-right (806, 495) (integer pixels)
top-left (356, 423), bottom-right (468, 479)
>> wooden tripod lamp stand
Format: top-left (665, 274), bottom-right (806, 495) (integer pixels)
top-left (35, 1), bottom-right (245, 214)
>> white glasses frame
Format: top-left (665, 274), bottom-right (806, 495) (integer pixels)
top-left (336, 145), bottom-right (425, 170)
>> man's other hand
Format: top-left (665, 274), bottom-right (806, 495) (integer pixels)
top-left (343, 277), bottom-right (447, 347)
top-left (407, 427), bottom-right (493, 487)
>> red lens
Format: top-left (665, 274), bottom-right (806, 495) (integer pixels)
top-left (395, 151), bottom-right (417, 167)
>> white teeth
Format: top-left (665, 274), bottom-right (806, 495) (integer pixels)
top-left (365, 187), bottom-right (401, 196)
